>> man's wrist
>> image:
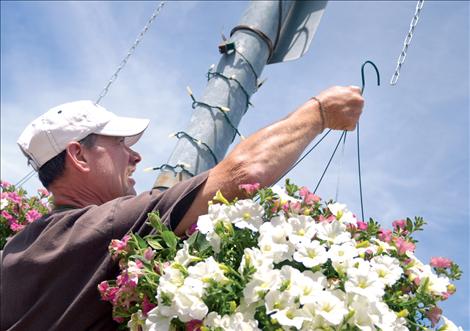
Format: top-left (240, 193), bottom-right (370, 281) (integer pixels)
top-left (311, 96), bottom-right (326, 131)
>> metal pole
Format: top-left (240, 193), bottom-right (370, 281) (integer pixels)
top-left (154, 1), bottom-right (327, 189)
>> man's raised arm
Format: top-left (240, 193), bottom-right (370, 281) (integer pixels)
top-left (175, 85), bottom-right (364, 235)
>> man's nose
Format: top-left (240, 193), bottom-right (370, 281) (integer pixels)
top-left (129, 148), bottom-right (142, 164)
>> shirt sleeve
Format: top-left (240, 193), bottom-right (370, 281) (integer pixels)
top-left (109, 171), bottom-right (210, 239)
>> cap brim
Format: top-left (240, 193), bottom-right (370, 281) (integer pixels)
top-left (96, 116), bottom-right (150, 146)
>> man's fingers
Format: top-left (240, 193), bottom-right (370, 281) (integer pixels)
top-left (349, 85), bottom-right (362, 94)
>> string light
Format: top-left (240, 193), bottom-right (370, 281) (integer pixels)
top-left (186, 86), bottom-right (245, 141)
top-left (169, 131), bottom-right (219, 165)
top-left (218, 38), bottom-right (260, 86)
top-left (144, 162), bottom-right (194, 177)
top-left (206, 66), bottom-right (252, 109)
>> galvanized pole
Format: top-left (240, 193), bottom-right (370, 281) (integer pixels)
top-left (154, 0), bottom-right (327, 189)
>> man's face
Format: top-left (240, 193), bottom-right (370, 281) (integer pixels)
top-left (84, 135), bottom-right (142, 203)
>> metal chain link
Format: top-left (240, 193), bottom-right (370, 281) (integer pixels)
top-left (390, 0), bottom-right (424, 85)
top-left (96, 1), bottom-right (166, 104)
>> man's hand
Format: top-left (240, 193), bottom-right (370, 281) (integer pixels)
top-left (314, 85), bottom-right (364, 131)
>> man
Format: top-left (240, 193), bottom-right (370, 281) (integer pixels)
top-left (1, 85), bottom-right (363, 330)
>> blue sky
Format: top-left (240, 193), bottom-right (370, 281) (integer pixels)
top-left (1, 1), bottom-right (468, 327)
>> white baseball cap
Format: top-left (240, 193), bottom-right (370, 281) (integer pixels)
top-left (17, 100), bottom-right (150, 170)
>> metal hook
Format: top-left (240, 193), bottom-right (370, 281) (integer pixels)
top-left (361, 60), bottom-right (380, 95)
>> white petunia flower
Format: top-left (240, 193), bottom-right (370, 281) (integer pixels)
top-left (304, 289), bottom-right (348, 326)
top-left (244, 269), bottom-right (281, 304)
top-left (258, 217), bottom-right (294, 262)
top-left (174, 241), bottom-right (199, 267)
top-left (227, 199), bottom-right (265, 232)
top-left (297, 271), bottom-right (327, 305)
top-left (328, 202), bottom-right (357, 225)
top-left (439, 316), bottom-right (464, 331)
top-left (371, 238), bottom-right (396, 254)
top-left (196, 203), bottom-right (232, 252)
top-left (265, 289), bottom-right (298, 315)
top-left (328, 242), bottom-right (358, 272)
top-left (204, 312), bottom-right (261, 331)
top-left (127, 310), bottom-right (145, 331)
top-left (345, 263), bottom-right (385, 302)
top-left (239, 247), bottom-right (273, 274)
top-left (370, 255), bottom-right (403, 287)
top-left (271, 184), bottom-right (301, 204)
top-left (157, 264), bottom-right (185, 301)
top-left (418, 265), bottom-right (451, 296)
top-left (287, 215), bottom-right (317, 247)
top-left (300, 315), bottom-right (333, 331)
top-left (293, 240), bottom-right (328, 268)
top-left (316, 220), bottom-right (352, 245)
top-left (187, 256), bottom-right (228, 286)
top-left (197, 203), bottom-right (231, 234)
top-left (144, 306), bottom-right (173, 331)
top-left (0, 198), bottom-right (8, 210)
top-left (173, 277), bottom-right (208, 322)
top-left (272, 307), bottom-right (308, 329)
top-left (347, 294), bottom-right (381, 331)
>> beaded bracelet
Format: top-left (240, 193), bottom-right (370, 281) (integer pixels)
top-left (311, 96), bottom-right (326, 131)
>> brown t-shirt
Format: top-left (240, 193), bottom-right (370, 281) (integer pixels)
top-left (0, 171), bottom-right (209, 331)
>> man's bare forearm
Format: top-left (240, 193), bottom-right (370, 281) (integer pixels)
top-left (174, 85), bottom-right (364, 235)
top-left (222, 98), bottom-right (325, 187)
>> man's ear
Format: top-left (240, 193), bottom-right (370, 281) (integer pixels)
top-left (65, 142), bottom-right (91, 173)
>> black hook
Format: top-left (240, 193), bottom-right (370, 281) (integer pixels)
top-left (361, 60), bottom-right (380, 95)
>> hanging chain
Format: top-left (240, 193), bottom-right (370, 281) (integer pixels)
top-left (96, 1), bottom-right (166, 104)
top-left (16, 2), bottom-right (166, 188)
top-left (390, 0), bottom-right (424, 86)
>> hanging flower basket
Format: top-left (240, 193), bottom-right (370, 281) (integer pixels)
top-left (100, 180), bottom-right (462, 331)
top-left (0, 180), bottom-right (52, 249)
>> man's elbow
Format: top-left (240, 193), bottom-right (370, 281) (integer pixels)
top-left (226, 154), bottom-right (271, 188)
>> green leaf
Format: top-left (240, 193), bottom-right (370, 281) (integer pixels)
top-left (285, 179), bottom-right (299, 197)
top-left (161, 230), bottom-right (178, 249)
top-left (146, 238), bottom-right (164, 250)
top-left (147, 212), bottom-right (163, 232)
top-left (132, 233), bottom-right (148, 249)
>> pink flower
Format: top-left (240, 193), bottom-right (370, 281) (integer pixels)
top-left (290, 201), bottom-right (302, 214)
top-left (1, 210), bottom-right (14, 221)
top-left (426, 306), bottom-right (442, 327)
top-left (113, 316), bottom-right (125, 323)
top-left (430, 257), bottom-right (453, 269)
top-left (37, 188), bottom-right (49, 196)
top-left (299, 187), bottom-right (321, 205)
top-left (7, 192), bottom-right (21, 204)
top-left (318, 215), bottom-right (336, 223)
top-left (393, 237), bottom-right (416, 255)
top-left (186, 320), bottom-right (203, 331)
top-left (392, 219), bottom-right (406, 230)
top-left (356, 221), bottom-right (368, 231)
top-left (142, 296), bottom-right (156, 315)
top-left (378, 229), bottom-right (393, 243)
top-left (186, 223), bottom-right (198, 236)
top-left (10, 221), bottom-right (25, 232)
top-left (238, 183), bottom-right (260, 196)
top-left (144, 247), bottom-right (155, 261)
top-left (109, 234), bottom-right (131, 256)
top-left (26, 209), bottom-right (42, 223)
top-left (98, 281), bottom-right (109, 294)
top-left (413, 276), bottom-right (421, 286)
top-left (1, 180), bottom-right (12, 188)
